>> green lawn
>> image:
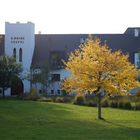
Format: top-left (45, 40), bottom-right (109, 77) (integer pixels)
top-left (0, 99), bottom-right (140, 140)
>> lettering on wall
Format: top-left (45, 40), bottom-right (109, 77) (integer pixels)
top-left (10, 37), bottom-right (25, 44)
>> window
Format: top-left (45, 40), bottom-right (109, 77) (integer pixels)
top-left (57, 90), bottom-right (60, 95)
top-left (50, 51), bottom-right (66, 69)
top-left (19, 48), bottom-right (22, 62)
top-left (134, 53), bottom-right (140, 68)
top-left (51, 74), bottom-right (60, 81)
top-left (51, 90), bottom-right (54, 94)
top-left (0, 88), bottom-right (2, 96)
top-left (134, 29), bottom-right (139, 37)
top-left (13, 48), bottom-right (16, 60)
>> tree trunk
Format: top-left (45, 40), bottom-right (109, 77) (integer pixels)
top-left (2, 87), bottom-right (5, 98)
top-left (98, 93), bottom-right (102, 119)
top-left (30, 68), bottom-right (33, 92)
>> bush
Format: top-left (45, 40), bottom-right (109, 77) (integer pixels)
top-left (110, 101), bottom-right (118, 108)
top-left (38, 97), bottom-right (52, 102)
top-left (118, 101), bottom-right (124, 108)
top-left (63, 96), bottom-right (71, 103)
top-left (123, 102), bottom-right (132, 109)
top-left (101, 100), bottom-right (109, 107)
top-left (54, 96), bottom-right (72, 103)
top-left (135, 103), bottom-right (140, 110)
top-left (55, 97), bottom-right (64, 103)
top-left (27, 88), bottom-right (40, 101)
top-left (118, 101), bottom-right (131, 110)
top-left (74, 95), bottom-right (85, 105)
top-left (87, 101), bottom-right (97, 107)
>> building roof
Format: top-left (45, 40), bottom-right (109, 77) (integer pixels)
top-left (32, 33), bottom-right (140, 67)
top-left (1, 31), bottom-right (140, 68)
top-left (124, 27), bottom-right (140, 36)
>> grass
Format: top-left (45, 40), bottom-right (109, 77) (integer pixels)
top-left (0, 99), bottom-right (140, 140)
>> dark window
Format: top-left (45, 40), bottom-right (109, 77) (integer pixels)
top-left (51, 74), bottom-right (60, 81)
top-left (57, 90), bottom-right (60, 94)
top-left (0, 88), bottom-right (2, 94)
top-left (13, 48), bottom-right (16, 60)
top-left (19, 48), bottom-right (22, 62)
top-left (51, 90), bottom-right (54, 94)
top-left (50, 51), bottom-right (66, 69)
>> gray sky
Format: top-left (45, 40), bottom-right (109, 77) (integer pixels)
top-left (0, 0), bottom-right (140, 34)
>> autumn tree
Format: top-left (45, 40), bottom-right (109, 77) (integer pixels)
top-left (62, 36), bottom-right (140, 119)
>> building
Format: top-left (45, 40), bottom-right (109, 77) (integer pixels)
top-left (0, 22), bottom-right (140, 96)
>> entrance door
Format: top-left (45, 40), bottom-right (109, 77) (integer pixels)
top-left (11, 76), bottom-right (24, 96)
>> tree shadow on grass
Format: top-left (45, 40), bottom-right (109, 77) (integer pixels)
top-left (100, 118), bottom-right (129, 128)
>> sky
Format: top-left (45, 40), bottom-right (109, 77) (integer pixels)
top-left (0, 0), bottom-right (140, 34)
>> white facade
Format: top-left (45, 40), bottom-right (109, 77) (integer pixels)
top-left (48, 69), bottom-right (70, 94)
top-left (5, 22), bottom-right (35, 92)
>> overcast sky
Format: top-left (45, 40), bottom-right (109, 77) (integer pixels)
top-left (0, 0), bottom-right (140, 34)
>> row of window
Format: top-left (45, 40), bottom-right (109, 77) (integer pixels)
top-left (51, 90), bottom-right (60, 95)
top-left (13, 48), bottom-right (22, 62)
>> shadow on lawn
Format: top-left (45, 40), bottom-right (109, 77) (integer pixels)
top-left (101, 119), bottom-right (129, 128)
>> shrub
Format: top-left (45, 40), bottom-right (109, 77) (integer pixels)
top-left (55, 97), bottom-right (64, 103)
top-left (118, 101), bottom-right (124, 108)
top-left (110, 101), bottom-right (118, 108)
top-left (51, 97), bottom-right (56, 102)
top-left (54, 96), bottom-right (72, 103)
top-left (63, 96), bottom-right (71, 103)
top-left (135, 103), bottom-right (140, 110)
top-left (87, 101), bottom-right (97, 107)
top-left (28, 88), bottom-right (39, 101)
top-left (101, 100), bottom-right (109, 107)
top-left (118, 101), bottom-right (132, 110)
top-left (74, 95), bottom-right (85, 105)
top-left (38, 97), bottom-right (52, 102)
top-left (123, 102), bottom-right (132, 109)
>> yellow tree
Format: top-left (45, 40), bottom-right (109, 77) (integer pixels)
top-left (62, 36), bottom-right (140, 119)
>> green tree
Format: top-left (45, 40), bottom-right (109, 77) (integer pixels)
top-left (62, 36), bottom-right (140, 119)
top-left (0, 55), bottom-right (22, 97)
top-left (30, 62), bottom-right (50, 93)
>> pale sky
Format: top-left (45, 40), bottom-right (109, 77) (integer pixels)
top-left (0, 0), bottom-right (140, 34)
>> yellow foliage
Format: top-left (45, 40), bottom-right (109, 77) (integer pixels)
top-left (62, 36), bottom-right (140, 95)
